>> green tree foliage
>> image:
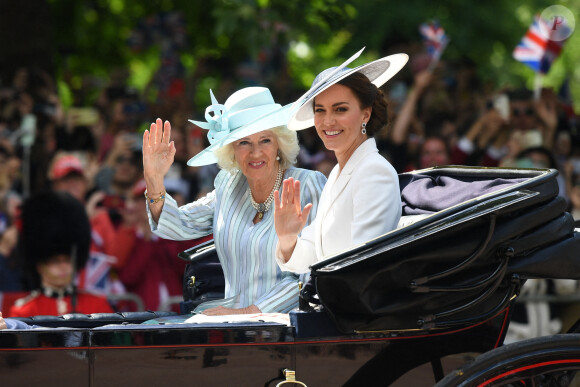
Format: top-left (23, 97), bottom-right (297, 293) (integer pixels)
top-left (42, 0), bottom-right (354, 109)
top-left (31, 0), bottom-right (580, 112)
top-left (343, 0), bottom-right (579, 110)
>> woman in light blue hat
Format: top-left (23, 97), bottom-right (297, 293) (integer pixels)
top-left (274, 48), bottom-right (408, 273)
top-left (142, 87), bottom-right (326, 315)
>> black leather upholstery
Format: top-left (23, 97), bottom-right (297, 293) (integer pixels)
top-left (11, 310), bottom-right (179, 328)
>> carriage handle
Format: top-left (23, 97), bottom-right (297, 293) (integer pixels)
top-left (418, 269), bottom-right (516, 330)
top-left (430, 258), bottom-right (507, 319)
top-left (410, 251), bottom-right (508, 293)
top-left (421, 276), bottom-right (519, 329)
top-left (410, 213), bottom-right (497, 287)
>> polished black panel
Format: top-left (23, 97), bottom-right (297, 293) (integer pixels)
top-left (0, 349), bottom-right (89, 386)
top-left (89, 323), bottom-right (295, 386)
top-left (92, 345), bottom-right (292, 386)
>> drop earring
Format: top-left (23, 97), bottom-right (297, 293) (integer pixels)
top-left (361, 122), bottom-right (367, 135)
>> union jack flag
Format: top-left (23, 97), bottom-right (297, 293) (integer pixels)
top-left (78, 252), bottom-right (119, 294)
top-left (513, 14), bottom-right (569, 74)
top-left (419, 20), bottom-right (450, 64)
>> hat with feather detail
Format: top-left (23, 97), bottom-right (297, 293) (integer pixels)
top-left (187, 87), bottom-right (295, 166)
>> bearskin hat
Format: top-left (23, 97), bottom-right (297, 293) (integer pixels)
top-left (20, 191), bottom-right (91, 274)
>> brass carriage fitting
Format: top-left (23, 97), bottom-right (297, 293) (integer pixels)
top-left (276, 369), bottom-right (307, 386)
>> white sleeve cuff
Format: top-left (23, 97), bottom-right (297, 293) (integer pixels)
top-left (486, 145), bottom-right (507, 160)
top-left (457, 137), bottom-right (475, 154)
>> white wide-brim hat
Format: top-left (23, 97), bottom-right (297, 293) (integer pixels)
top-left (288, 47), bottom-right (409, 130)
top-left (187, 87), bottom-right (295, 166)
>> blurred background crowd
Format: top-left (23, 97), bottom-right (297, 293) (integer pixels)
top-left (0, 1), bottom-right (578, 325)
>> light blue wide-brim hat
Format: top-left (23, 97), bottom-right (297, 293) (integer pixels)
top-left (187, 87), bottom-right (295, 166)
top-left (288, 47), bottom-right (409, 131)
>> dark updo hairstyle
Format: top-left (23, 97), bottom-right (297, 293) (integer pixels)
top-left (337, 72), bottom-right (389, 137)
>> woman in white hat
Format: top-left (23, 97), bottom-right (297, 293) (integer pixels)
top-left (274, 49), bottom-right (408, 273)
top-left (143, 87), bottom-right (326, 315)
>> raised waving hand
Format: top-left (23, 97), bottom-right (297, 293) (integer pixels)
top-left (143, 118), bottom-right (176, 184)
top-left (274, 177), bottom-right (312, 262)
top-left (143, 118), bottom-right (176, 221)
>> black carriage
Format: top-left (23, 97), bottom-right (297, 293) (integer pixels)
top-left (2, 166), bottom-right (580, 386)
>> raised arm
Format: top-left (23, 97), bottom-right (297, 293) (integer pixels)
top-left (143, 118), bottom-right (176, 223)
top-left (390, 69), bottom-right (433, 145)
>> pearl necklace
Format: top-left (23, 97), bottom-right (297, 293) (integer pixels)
top-left (249, 166), bottom-right (284, 220)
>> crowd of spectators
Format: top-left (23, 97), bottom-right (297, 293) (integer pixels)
top-left (0, 41), bottom-right (578, 317)
top-left (0, 65), bottom-right (208, 313)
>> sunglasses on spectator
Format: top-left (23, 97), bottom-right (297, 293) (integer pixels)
top-left (512, 108), bottom-right (534, 117)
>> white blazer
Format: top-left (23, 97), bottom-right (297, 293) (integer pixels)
top-left (277, 138), bottom-right (401, 273)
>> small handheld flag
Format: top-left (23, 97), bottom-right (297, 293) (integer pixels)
top-left (419, 20), bottom-right (450, 70)
top-left (512, 14), bottom-right (568, 75)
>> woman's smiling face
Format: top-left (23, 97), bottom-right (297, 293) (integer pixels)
top-left (232, 130), bottom-right (279, 183)
top-left (313, 84), bottom-right (371, 163)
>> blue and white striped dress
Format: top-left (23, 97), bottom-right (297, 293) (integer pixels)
top-left (148, 167), bottom-right (326, 313)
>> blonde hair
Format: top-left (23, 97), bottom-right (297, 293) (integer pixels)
top-left (214, 126), bottom-right (299, 173)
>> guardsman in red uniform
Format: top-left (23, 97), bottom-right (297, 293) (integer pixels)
top-left (9, 191), bottom-right (113, 317)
